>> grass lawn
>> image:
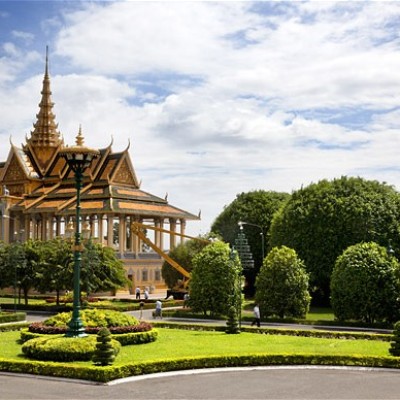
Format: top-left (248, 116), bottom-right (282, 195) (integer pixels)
top-left (0, 327), bottom-right (390, 367)
top-left (306, 307), bottom-right (335, 321)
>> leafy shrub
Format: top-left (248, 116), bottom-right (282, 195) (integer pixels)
top-left (190, 241), bottom-right (242, 316)
top-left (93, 327), bottom-right (116, 366)
top-left (269, 176), bottom-right (400, 304)
top-left (43, 309), bottom-right (138, 328)
top-left (21, 323), bottom-right (157, 345)
top-left (255, 246), bottom-right (311, 318)
top-left (21, 334), bottom-right (121, 362)
top-left (331, 242), bottom-right (400, 324)
top-left (112, 329), bottom-right (158, 346)
top-left (0, 312), bottom-right (26, 323)
top-left (226, 306), bottom-right (240, 334)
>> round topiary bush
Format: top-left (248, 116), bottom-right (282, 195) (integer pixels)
top-left (21, 334), bottom-right (121, 362)
top-left (331, 242), bottom-right (400, 324)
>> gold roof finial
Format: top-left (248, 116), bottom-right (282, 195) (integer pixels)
top-left (76, 125), bottom-right (84, 146)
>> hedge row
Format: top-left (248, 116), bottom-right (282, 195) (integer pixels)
top-left (0, 322), bottom-right (29, 332)
top-left (151, 321), bottom-right (392, 342)
top-left (21, 335), bottom-right (121, 362)
top-left (20, 328), bottom-right (158, 346)
top-left (1, 304), bottom-right (71, 312)
top-left (0, 312), bottom-right (26, 324)
top-left (1, 353), bottom-right (400, 383)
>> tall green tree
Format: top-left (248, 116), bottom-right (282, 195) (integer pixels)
top-left (331, 242), bottom-right (400, 324)
top-left (11, 240), bottom-right (43, 305)
top-left (82, 239), bottom-right (103, 297)
top-left (269, 177), bottom-right (400, 304)
top-left (211, 190), bottom-right (289, 295)
top-left (161, 236), bottom-right (210, 289)
top-left (189, 241), bottom-right (242, 316)
top-left (92, 244), bottom-right (129, 294)
top-left (255, 246), bottom-right (311, 319)
top-left (36, 238), bottom-right (73, 305)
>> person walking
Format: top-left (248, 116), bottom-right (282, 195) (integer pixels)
top-left (139, 301), bottom-right (144, 320)
top-left (251, 303), bottom-right (261, 327)
top-left (135, 286), bottom-right (141, 300)
top-left (154, 300), bottom-right (162, 319)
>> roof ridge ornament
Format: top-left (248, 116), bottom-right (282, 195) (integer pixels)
top-left (76, 125), bottom-right (84, 146)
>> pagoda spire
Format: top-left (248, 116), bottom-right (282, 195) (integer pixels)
top-left (27, 46), bottom-right (62, 148)
top-left (23, 47), bottom-right (64, 176)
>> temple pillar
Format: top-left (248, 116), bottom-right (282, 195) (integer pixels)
top-left (155, 218), bottom-right (161, 248)
top-left (169, 218), bottom-right (177, 250)
top-left (90, 215), bottom-right (96, 238)
top-left (130, 217), bottom-right (140, 256)
top-left (180, 219), bottom-right (186, 244)
top-left (24, 215), bottom-right (31, 240)
top-left (48, 214), bottom-right (54, 239)
top-left (107, 215), bottom-right (114, 247)
top-left (41, 214), bottom-right (47, 240)
top-left (55, 216), bottom-right (61, 237)
top-left (119, 215), bottom-right (126, 254)
top-left (98, 214), bottom-right (104, 245)
top-left (159, 218), bottom-right (164, 251)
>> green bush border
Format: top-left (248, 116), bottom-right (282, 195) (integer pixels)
top-left (0, 312), bottom-right (26, 324)
top-left (21, 335), bottom-right (121, 362)
top-left (20, 328), bottom-right (158, 346)
top-left (151, 321), bottom-right (392, 341)
top-left (1, 353), bottom-right (400, 383)
top-left (0, 322), bottom-right (29, 332)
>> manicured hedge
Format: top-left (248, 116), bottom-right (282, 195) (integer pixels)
top-left (21, 335), bottom-right (121, 362)
top-left (0, 322), bottom-right (29, 332)
top-left (152, 321), bottom-right (392, 341)
top-left (0, 312), bottom-right (26, 324)
top-left (20, 327), bottom-right (158, 346)
top-left (1, 353), bottom-right (400, 383)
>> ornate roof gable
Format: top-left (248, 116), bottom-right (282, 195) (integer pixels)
top-left (110, 144), bottom-right (139, 187)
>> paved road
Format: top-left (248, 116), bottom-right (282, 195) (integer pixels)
top-left (2, 367), bottom-right (400, 399)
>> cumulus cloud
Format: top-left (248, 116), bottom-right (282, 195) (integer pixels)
top-left (1, 1), bottom-right (400, 234)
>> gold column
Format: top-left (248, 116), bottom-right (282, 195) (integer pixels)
top-left (55, 216), bottom-right (61, 237)
top-left (180, 219), bottom-right (186, 244)
top-left (97, 214), bottom-right (103, 244)
top-left (90, 215), bottom-right (96, 238)
top-left (155, 218), bottom-right (161, 248)
top-left (107, 215), bottom-right (114, 247)
top-left (169, 218), bottom-right (177, 250)
top-left (119, 215), bottom-right (126, 254)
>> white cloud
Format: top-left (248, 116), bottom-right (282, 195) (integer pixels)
top-left (2, 1), bottom-right (400, 235)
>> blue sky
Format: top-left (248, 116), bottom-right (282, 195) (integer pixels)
top-left (1, 1), bottom-right (400, 235)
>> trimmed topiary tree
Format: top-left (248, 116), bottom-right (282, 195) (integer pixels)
top-left (331, 242), bottom-right (400, 324)
top-left (269, 177), bottom-right (400, 304)
top-left (389, 321), bottom-right (400, 356)
top-left (189, 241), bottom-right (242, 317)
top-left (225, 305), bottom-right (240, 334)
top-left (93, 327), bottom-right (117, 366)
top-left (255, 246), bottom-right (311, 319)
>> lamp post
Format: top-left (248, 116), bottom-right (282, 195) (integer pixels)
top-left (238, 221), bottom-right (265, 261)
top-left (2, 215), bottom-right (23, 313)
top-left (60, 128), bottom-right (99, 338)
top-left (230, 247), bottom-right (242, 330)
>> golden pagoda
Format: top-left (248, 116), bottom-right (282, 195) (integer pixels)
top-left (0, 49), bottom-right (199, 292)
